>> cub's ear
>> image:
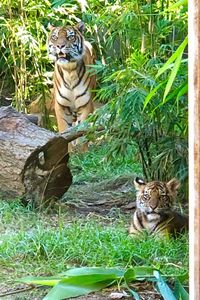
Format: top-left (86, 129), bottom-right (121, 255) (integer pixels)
top-left (76, 21), bottom-right (85, 33)
top-left (166, 178), bottom-right (180, 194)
top-left (134, 177), bottom-right (146, 190)
top-left (48, 23), bottom-right (55, 31)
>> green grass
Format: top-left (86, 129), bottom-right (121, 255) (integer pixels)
top-left (69, 142), bottom-right (142, 183)
top-left (0, 143), bottom-right (188, 292)
top-left (0, 200), bottom-right (188, 283)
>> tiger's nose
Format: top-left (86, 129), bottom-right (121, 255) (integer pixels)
top-left (57, 44), bottom-right (65, 49)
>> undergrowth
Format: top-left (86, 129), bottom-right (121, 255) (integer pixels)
top-left (69, 142), bottom-right (142, 183)
top-left (0, 199), bottom-right (188, 283)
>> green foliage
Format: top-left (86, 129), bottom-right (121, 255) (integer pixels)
top-left (0, 0), bottom-right (188, 196)
top-left (69, 143), bottom-right (142, 183)
top-left (87, 0), bottom-right (188, 198)
top-left (0, 0), bottom-right (48, 111)
top-left (91, 49), bottom-right (187, 193)
top-left (0, 0), bottom-right (81, 125)
top-left (0, 199), bottom-right (188, 281)
top-left (18, 267), bottom-right (188, 300)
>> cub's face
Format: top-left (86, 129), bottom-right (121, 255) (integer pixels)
top-left (48, 22), bottom-right (85, 65)
top-left (134, 177), bottom-right (180, 214)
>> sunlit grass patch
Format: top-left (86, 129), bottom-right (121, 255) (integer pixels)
top-left (69, 143), bottom-right (142, 183)
top-left (0, 206), bottom-right (188, 282)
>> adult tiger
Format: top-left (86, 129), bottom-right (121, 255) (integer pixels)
top-left (129, 177), bottom-right (188, 236)
top-left (48, 21), bottom-right (96, 151)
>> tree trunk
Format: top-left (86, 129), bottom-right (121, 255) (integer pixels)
top-left (0, 106), bottom-right (72, 207)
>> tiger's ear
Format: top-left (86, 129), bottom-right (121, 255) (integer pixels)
top-left (166, 178), bottom-right (180, 194)
top-left (134, 177), bottom-right (146, 190)
top-left (76, 21), bottom-right (85, 33)
top-left (48, 23), bottom-right (55, 31)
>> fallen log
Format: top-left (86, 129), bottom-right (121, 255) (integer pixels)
top-left (0, 106), bottom-right (72, 207)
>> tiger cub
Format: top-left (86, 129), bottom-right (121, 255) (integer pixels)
top-left (129, 177), bottom-right (188, 236)
top-left (48, 21), bottom-right (96, 151)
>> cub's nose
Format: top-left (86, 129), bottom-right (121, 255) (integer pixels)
top-left (149, 198), bottom-right (158, 210)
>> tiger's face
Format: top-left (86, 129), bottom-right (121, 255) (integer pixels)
top-left (134, 177), bottom-right (180, 214)
top-left (48, 22), bottom-right (85, 65)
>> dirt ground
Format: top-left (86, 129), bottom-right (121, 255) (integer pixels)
top-left (62, 175), bottom-right (136, 216)
top-left (0, 176), bottom-right (163, 300)
top-left (0, 282), bottom-right (162, 300)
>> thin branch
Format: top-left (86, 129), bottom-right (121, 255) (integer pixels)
top-left (59, 126), bottom-right (104, 143)
top-left (0, 285), bottom-right (36, 297)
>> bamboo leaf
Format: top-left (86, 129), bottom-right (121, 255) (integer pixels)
top-left (156, 37), bottom-right (188, 78)
top-left (176, 83), bottom-right (188, 102)
top-left (163, 53), bottom-right (183, 102)
top-left (143, 81), bottom-right (167, 108)
top-left (165, 0), bottom-right (188, 11)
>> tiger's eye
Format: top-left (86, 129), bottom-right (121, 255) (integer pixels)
top-left (68, 35), bottom-right (75, 41)
top-left (51, 34), bottom-right (57, 41)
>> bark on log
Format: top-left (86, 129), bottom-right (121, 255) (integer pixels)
top-left (23, 113), bottom-right (39, 125)
top-left (0, 106), bottom-right (72, 207)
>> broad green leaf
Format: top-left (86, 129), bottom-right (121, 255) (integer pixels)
top-left (156, 36), bottom-right (188, 78)
top-left (18, 268), bottom-right (125, 287)
top-left (124, 266), bottom-right (156, 282)
top-left (17, 276), bottom-right (62, 286)
top-left (134, 266), bottom-right (156, 279)
top-left (174, 280), bottom-right (189, 300)
top-left (124, 268), bottom-right (135, 282)
top-left (154, 271), bottom-right (176, 300)
top-left (60, 267), bottom-right (125, 277)
top-left (163, 53), bottom-right (183, 102)
top-left (43, 279), bottom-right (114, 300)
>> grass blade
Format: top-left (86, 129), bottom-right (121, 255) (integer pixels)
top-left (154, 271), bottom-right (176, 300)
top-left (127, 287), bottom-right (141, 300)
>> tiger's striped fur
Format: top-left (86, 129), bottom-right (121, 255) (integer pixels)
top-left (129, 177), bottom-right (188, 236)
top-left (48, 22), bottom-right (96, 150)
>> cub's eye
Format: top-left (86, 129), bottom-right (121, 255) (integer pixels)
top-left (51, 34), bottom-right (58, 41)
top-left (143, 191), bottom-right (149, 197)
